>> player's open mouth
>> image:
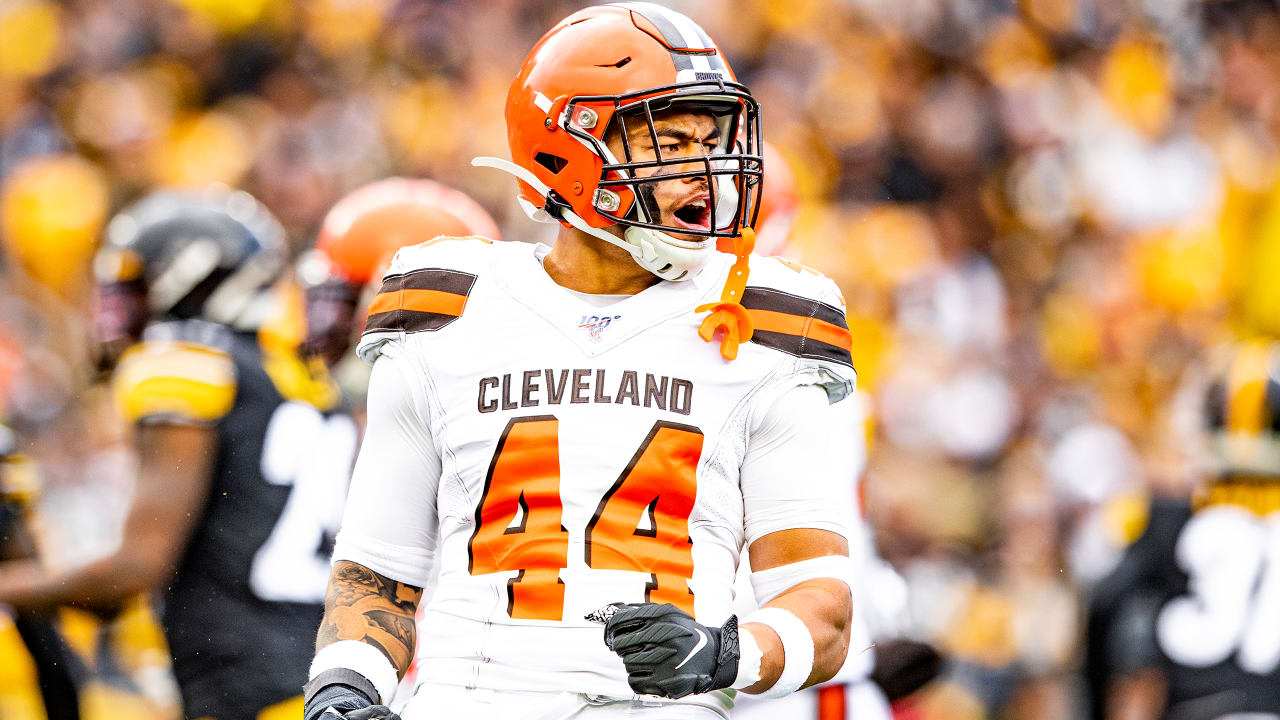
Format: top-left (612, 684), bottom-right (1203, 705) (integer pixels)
top-left (671, 195), bottom-right (711, 231)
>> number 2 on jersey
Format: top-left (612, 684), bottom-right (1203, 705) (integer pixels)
top-left (467, 417), bottom-right (702, 620)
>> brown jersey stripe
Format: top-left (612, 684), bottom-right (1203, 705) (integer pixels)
top-left (740, 287), bottom-right (847, 329)
top-left (739, 286), bottom-right (853, 366)
top-left (364, 268), bottom-right (477, 334)
top-left (393, 267), bottom-right (478, 295)
top-left (366, 309), bottom-right (462, 333)
top-left (750, 329), bottom-right (854, 368)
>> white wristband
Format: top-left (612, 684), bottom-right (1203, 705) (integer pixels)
top-left (742, 607), bottom-right (815, 698)
top-left (310, 640), bottom-right (400, 705)
top-left (732, 622), bottom-right (764, 690)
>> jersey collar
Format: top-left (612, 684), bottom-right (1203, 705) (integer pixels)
top-left (490, 242), bottom-right (727, 357)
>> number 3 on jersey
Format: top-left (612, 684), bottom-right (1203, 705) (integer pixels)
top-left (1158, 506), bottom-right (1280, 674)
top-left (467, 416), bottom-right (702, 620)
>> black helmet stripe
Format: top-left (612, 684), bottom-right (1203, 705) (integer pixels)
top-left (1268, 373), bottom-right (1280, 434)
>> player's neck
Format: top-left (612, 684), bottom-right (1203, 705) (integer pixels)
top-left (542, 227), bottom-right (662, 295)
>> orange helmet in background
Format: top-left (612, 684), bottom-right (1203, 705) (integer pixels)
top-left (717, 141), bottom-right (798, 256)
top-left (313, 177), bottom-right (500, 285)
top-left (299, 177), bottom-right (500, 366)
top-left (473, 2), bottom-right (762, 282)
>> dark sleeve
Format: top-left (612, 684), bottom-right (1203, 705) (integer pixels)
top-left (1083, 498), bottom-right (1190, 720)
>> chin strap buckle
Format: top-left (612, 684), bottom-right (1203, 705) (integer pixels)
top-left (542, 191), bottom-right (573, 222)
top-left (696, 227), bottom-right (756, 361)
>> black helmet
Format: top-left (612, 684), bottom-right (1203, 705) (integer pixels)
top-left (93, 186), bottom-right (286, 367)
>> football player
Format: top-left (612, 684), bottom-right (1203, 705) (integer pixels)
top-left (0, 187), bottom-right (357, 720)
top-left (298, 177), bottom-right (501, 370)
top-left (1086, 339), bottom-right (1280, 719)
top-left (304, 4), bottom-right (859, 720)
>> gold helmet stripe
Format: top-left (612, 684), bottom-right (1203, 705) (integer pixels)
top-left (1226, 341), bottom-right (1275, 435)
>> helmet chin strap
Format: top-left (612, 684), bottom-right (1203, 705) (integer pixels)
top-left (472, 157), bottom-right (711, 282)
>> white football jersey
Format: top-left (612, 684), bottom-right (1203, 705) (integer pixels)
top-left (342, 238), bottom-right (857, 707)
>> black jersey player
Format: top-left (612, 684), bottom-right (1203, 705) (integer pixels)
top-left (0, 187), bottom-right (355, 720)
top-left (1087, 340), bottom-right (1280, 720)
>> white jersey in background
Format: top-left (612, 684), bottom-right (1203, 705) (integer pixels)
top-left (333, 237), bottom-right (858, 715)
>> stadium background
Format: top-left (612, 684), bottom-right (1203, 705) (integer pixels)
top-left (1, 0), bottom-right (1278, 718)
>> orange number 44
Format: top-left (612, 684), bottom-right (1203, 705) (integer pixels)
top-left (467, 417), bottom-right (703, 621)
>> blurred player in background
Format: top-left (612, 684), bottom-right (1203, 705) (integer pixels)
top-left (303, 4), bottom-right (859, 719)
top-left (1087, 339), bottom-right (1280, 720)
top-left (298, 177), bottom-right (501, 372)
top-left (0, 186), bottom-right (357, 720)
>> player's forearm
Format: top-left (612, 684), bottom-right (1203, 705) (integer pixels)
top-left (1106, 669), bottom-right (1167, 720)
top-left (0, 552), bottom-right (158, 614)
top-left (742, 577), bottom-right (851, 693)
top-left (316, 560), bottom-right (423, 677)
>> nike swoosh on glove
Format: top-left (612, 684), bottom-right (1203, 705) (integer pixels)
top-left (334, 707), bottom-right (402, 720)
top-left (595, 602), bottom-right (740, 699)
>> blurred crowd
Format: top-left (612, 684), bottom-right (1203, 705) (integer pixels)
top-left (3, 0), bottom-right (1280, 718)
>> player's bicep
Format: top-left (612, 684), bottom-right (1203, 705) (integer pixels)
top-left (740, 384), bottom-right (857, 547)
top-left (332, 348), bottom-right (441, 588)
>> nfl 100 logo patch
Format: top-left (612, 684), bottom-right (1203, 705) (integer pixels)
top-left (578, 314), bottom-right (621, 342)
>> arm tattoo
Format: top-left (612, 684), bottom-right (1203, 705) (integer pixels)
top-left (316, 560), bottom-right (424, 675)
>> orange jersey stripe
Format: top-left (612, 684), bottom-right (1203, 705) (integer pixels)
top-left (368, 288), bottom-right (467, 318)
top-left (747, 308), bottom-right (853, 351)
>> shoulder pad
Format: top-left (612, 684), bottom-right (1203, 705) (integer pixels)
top-left (739, 256), bottom-right (854, 372)
top-left (112, 340), bottom-right (237, 424)
top-left (387, 234), bottom-right (494, 276)
top-left (357, 236), bottom-right (490, 363)
top-left (0, 454), bottom-right (39, 507)
top-left (262, 349), bottom-right (341, 412)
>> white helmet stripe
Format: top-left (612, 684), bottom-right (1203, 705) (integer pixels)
top-left (686, 18), bottom-right (729, 74)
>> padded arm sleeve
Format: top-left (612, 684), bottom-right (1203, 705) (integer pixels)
top-left (331, 346), bottom-right (442, 588)
top-left (740, 384), bottom-right (859, 547)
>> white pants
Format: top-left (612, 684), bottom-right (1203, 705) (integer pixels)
top-left (399, 684), bottom-right (729, 720)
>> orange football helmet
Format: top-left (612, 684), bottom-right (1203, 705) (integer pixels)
top-left (473, 2), bottom-right (762, 282)
top-left (299, 177), bottom-right (500, 365)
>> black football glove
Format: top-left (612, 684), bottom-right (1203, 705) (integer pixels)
top-left (869, 638), bottom-right (942, 702)
top-left (592, 602), bottom-right (740, 699)
top-left (303, 669), bottom-right (402, 720)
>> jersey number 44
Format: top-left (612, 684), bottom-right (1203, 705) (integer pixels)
top-left (467, 416), bottom-right (702, 621)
